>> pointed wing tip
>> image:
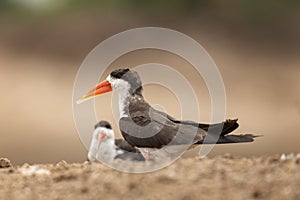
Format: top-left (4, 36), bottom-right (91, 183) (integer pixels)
top-left (246, 134), bottom-right (263, 138)
top-left (232, 118), bottom-right (239, 122)
top-left (226, 118), bottom-right (239, 123)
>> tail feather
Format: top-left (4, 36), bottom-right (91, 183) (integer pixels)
top-left (199, 119), bottom-right (239, 136)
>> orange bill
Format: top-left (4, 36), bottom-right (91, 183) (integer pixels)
top-left (77, 80), bottom-right (112, 104)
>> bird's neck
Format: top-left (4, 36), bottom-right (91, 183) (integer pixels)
top-left (117, 89), bottom-right (144, 118)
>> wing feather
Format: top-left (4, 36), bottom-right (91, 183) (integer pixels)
top-left (119, 107), bottom-right (204, 148)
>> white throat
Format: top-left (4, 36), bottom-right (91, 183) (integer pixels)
top-left (107, 75), bottom-right (131, 118)
top-left (116, 89), bottom-right (130, 118)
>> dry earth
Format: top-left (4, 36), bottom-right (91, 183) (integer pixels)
top-left (0, 154), bottom-right (300, 200)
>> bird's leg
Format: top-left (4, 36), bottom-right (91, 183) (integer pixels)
top-left (145, 150), bottom-right (150, 160)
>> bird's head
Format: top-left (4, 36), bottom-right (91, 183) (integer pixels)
top-left (93, 120), bottom-right (115, 143)
top-left (77, 68), bottom-right (142, 104)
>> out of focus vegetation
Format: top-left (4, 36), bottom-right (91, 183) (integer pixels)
top-left (0, 0), bottom-right (299, 27)
top-left (0, 0), bottom-right (298, 61)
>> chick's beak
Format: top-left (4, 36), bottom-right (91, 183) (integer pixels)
top-left (77, 80), bottom-right (112, 104)
top-left (98, 133), bottom-right (106, 143)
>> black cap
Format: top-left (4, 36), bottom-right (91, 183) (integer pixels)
top-left (110, 68), bottom-right (130, 79)
top-left (94, 121), bottom-right (112, 130)
top-left (110, 68), bottom-right (143, 95)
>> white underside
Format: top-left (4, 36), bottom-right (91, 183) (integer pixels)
top-left (96, 141), bottom-right (118, 162)
top-left (138, 145), bottom-right (189, 160)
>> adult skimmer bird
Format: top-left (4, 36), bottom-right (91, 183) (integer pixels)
top-left (80, 69), bottom-right (256, 159)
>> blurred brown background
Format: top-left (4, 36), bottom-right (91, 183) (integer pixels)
top-left (0, 0), bottom-right (299, 165)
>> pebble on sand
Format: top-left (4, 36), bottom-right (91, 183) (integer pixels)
top-left (0, 158), bottom-right (13, 168)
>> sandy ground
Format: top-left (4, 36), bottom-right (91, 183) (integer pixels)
top-left (0, 154), bottom-right (300, 200)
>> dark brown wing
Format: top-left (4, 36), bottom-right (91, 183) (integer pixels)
top-left (158, 110), bottom-right (239, 136)
top-left (119, 107), bottom-right (205, 148)
top-left (114, 139), bottom-right (140, 153)
top-left (114, 151), bottom-right (145, 161)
